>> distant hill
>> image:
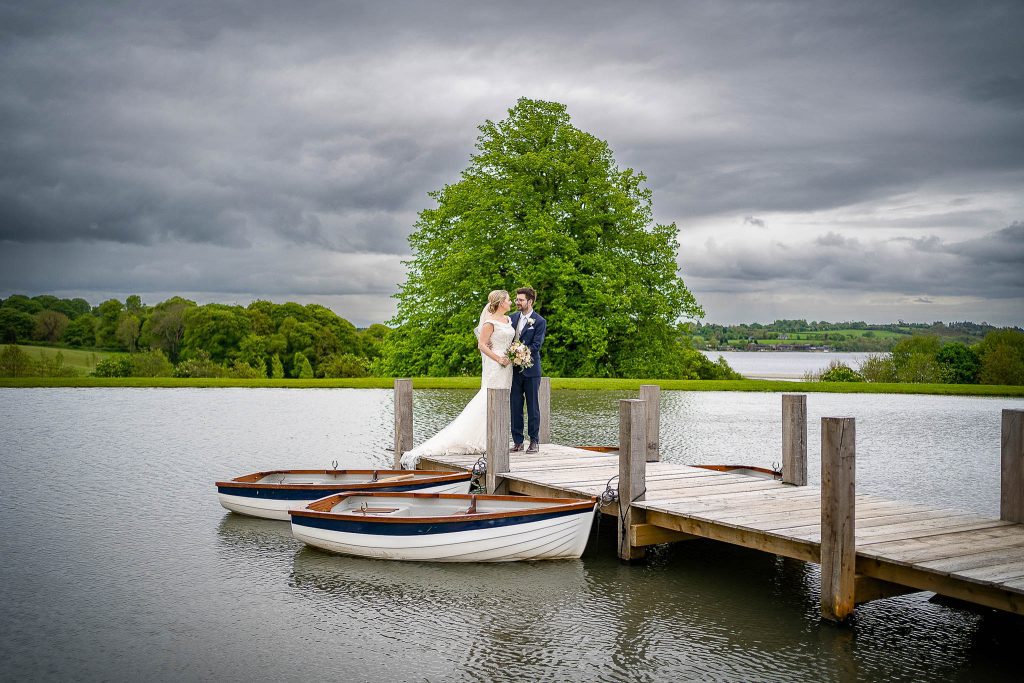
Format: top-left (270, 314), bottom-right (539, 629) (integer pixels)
top-left (689, 320), bottom-right (1015, 352)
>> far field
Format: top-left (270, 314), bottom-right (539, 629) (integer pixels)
top-left (11, 344), bottom-right (114, 372)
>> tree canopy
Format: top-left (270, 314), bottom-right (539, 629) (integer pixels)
top-left (380, 97), bottom-right (706, 378)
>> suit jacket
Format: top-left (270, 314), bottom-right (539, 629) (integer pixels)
top-left (510, 310), bottom-right (546, 378)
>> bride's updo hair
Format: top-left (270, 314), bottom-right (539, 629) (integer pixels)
top-left (486, 289), bottom-right (509, 313)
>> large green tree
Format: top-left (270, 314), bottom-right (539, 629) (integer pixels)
top-left (380, 98), bottom-right (703, 378)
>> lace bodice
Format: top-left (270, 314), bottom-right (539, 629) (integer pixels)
top-left (481, 319), bottom-right (514, 389)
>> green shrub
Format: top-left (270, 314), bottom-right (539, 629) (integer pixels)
top-left (92, 355), bottom-right (133, 377)
top-left (292, 352), bottom-right (313, 379)
top-left (819, 361), bottom-right (864, 382)
top-left (130, 349), bottom-right (175, 377)
top-left (318, 353), bottom-right (370, 378)
top-left (0, 345), bottom-right (36, 377)
top-left (936, 342), bottom-right (981, 384)
top-left (174, 351), bottom-right (226, 378)
top-left (858, 354), bottom-right (897, 382)
top-left (270, 354), bottom-right (284, 379)
top-left (228, 359), bottom-right (266, 379)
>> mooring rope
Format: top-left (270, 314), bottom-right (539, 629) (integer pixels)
top-left (596, 474), bottom-right (648, 552)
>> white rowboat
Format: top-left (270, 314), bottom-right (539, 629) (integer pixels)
top-left (216, 469), bottom-right (472, 521)
top-left (289, 491), bottom-right (597, 562)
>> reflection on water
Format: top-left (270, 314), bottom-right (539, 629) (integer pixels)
top-left (1, 388), bottom-right (1023, 681)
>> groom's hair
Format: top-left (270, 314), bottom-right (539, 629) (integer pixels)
top-left (516, 287), bottom-right (536, 304)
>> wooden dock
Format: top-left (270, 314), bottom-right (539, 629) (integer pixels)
top-left (397, 382), bottom-right (1024, 620)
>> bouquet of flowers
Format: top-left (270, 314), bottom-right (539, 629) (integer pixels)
top-left (505, 341), bottom-right (534, 369)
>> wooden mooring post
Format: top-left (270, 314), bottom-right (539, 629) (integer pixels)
top-left (1002, 409), bottom-right (1024, 523)
top-left (639, 385), bottom-right (660, 462)
top-left (539, 377), bottom-right (551, 444)
top-left (782, 394), bottom-right (807, 486)
top-left (486, 387), bottom-right (510, 494)
top-left (618, 399), bottom-right (647, 561)
top-left (393, 379), bottom-right (413, 469)
top-left (820, 416), bottom-right (855, 622)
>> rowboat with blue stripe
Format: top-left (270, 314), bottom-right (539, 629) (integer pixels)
top-left (215, 469), bottom-right (472, 521)
top-left (289, 491), bottom-right (598, 562)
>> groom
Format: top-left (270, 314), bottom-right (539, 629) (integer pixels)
top-left (509, 287), bottom-right (546, 453)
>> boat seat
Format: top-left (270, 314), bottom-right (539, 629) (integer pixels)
top-left (376, 474), bottom-right (416, 483)
top-left (353, 506), bottom-right (401, 515)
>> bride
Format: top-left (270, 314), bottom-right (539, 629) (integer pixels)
top-left (400, 290), bottom-right (515, 469)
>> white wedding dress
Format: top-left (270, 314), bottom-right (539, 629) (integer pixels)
top-left (401, 319), bottom-right (515, 469)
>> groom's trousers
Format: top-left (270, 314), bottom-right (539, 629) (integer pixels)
top-left (511, 372), bottom-right (541, 445)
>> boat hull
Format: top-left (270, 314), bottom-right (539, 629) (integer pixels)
top-left (289, 493), bottom-right (597, 562)
top-left (216, 470), bottom-right (472, 520)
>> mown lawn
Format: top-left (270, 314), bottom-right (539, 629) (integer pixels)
top-left (11, 344), bottom-right (114, 372)
top-left (2, 375), bottom-right (1021, 397)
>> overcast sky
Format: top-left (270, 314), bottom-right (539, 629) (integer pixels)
top-left (1, 0), bottom-right (1022, 326)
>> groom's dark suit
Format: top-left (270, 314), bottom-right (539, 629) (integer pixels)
top-left (509, 309), bottom-right (546, 446)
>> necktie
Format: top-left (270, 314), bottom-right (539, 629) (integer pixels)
top-left (516, 315), bottom-right (528, 341)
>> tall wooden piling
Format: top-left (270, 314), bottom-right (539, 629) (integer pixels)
top-left (1002, 409), bottom-right (1024, 523)
top-left (486, 387), bottom-right (510, 494)
top-left (393, 379), bottom-right (413, 468)
top-left (639, 384), bottom-right (661, 462)
top-left (820, 416), bottom-right (856, 622)
top-left (539, 377), bottom-right (551, 444)
top-left (618, 399), bottom-right (648, 561)
top-left (782, 394), bottom-right (808, 486)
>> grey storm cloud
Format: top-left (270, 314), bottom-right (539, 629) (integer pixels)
top-left (689, 223), bottom-right (1024, 301)
top-left (1, 0), bottom-right (1023, 325)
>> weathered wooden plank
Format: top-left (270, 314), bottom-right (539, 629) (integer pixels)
top-left (743, 501), bottom-right (924, 532)
top-left (640, 384), bottom-right (660, 462)
top-left (858, 525), bottom-right (1024, 564)
top-left (644, 509), bottom-right (820, 563)
top-left (918, 545), bottom-right (1024, 574)
top-left (539, 377), bottom-right (551, 444)
top-left (791, 519), bottom-right (1012, 546)
top-left (782, 394), bottom-right (807, 486)
top-left (855, 575), bottom-right (921, 604)
top-left (631, 523), bottom-right (696, 546)
top-left (393, 379), bottom-right (413, 468)
top-left (955, 560), bottom-right (1024, 584)
top-left (642, 487), bottom-right (823, 513)
top-left (1002, 409), bottom-right (1024, 523)
top-left (486, 388), bottom-right (510, 495)
top-left (618, 399), bottom-right (647, 561)
top-left (820, 416), bottom-right (856, 622)
top-left (855, 556), bottom-right (1024, 613)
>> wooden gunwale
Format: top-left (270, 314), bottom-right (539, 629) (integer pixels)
top-left (290, 490), bottom-right (598, 524)
top-left (216, 469), bottom-right (470, 490)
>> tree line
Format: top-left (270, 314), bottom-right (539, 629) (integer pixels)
top-left (0, 293), bottom-right (387, 378)
top-left (693, 319), bottom-right (1003, 352)
top-left (811, 330), bottom-right (1024, 385)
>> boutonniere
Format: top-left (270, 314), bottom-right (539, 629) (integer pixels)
top-left (526, 317), bottom-right (535, 328)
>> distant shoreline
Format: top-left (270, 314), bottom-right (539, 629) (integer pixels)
top-left (2, 376), bottom-right (1021, 397)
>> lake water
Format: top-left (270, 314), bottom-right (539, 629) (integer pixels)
top-left (702, 350), bottom-right (877, 380)
top-left (2, 388), bottom-right (1023, 681)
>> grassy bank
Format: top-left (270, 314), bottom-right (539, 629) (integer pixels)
top-left (2, 376), bottom-right (1022, 396)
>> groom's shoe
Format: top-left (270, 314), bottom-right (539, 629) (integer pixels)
top-left (510, 442), bottom-right (524, 452)
top-left (526, 441), bottom-right (539, 453)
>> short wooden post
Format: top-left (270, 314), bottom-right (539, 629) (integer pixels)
top-left (393, 379), bottom-right (413, 469)
top-left (618, 399), bottom-right (647, 561)
top-left (821, 416), bottom-right (855, 622)
top-left (639, 384), bottom-right (660, 462)
top-left (539, 376), bottom-right (551, 444)
top-left (1002, 409), bottom-right (1024, 523)
top-left (782, 394), bottom-right (807, 486)
top-left (486, 387), bottom-right (510, 494)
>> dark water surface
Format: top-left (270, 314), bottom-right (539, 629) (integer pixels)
top-left (1, 388), bottom-right (1022, 682)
